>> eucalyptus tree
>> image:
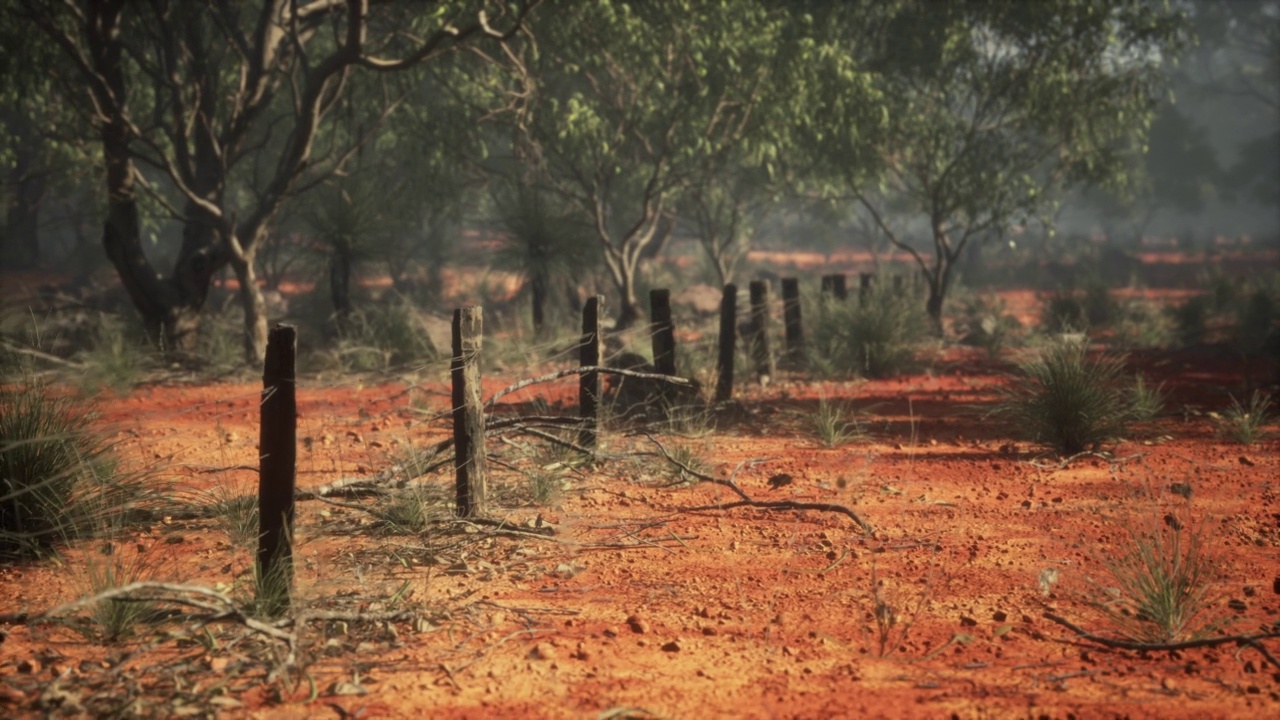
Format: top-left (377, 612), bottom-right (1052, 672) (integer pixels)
top-left (12, 0), bottom-right (540, 363)
top-left (805, 0), bottom-right (1188, 331)
top-left (502, 0), bottom-right (797, 328)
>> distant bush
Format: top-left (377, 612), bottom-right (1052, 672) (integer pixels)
top-left (1170, 295), bottom-right (1210, 347)
top-left (316, 294), bottom-right (441, 372)
top-left (956, 293), bottom-right (1022, 356)
top-left (993, 341), bottom-right (1130, 456)
top-left (807, 276), bottom-right (930, 379)
top-left (76, 314), bottom-right (157, 393)
top-left (1114, 298), bottom-right (1178, 350)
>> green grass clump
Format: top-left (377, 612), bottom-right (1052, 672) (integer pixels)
top-left (1127, 375), bottom-right (1168, 422)
top-left (994, 341), bottom-right (1131, 456)
top-left (957, 293), bottom-right (1022, 356)
top-left (1, 380), bottom-right (122, 560)
top-left (77, 314), bottom-right (156, 393)
top-left (1094, 510), bottom-right (1222, 644)
top-left (807, 277), bottom-right (929, 379)
top-left (811, 396), bottom-right (869, 448)
top-left (82, 543), bottom-right (168, 642)
top-left (1214, 391), bottom-right (1272, 445)
top-left (315, 294), bottom-right (441, 373)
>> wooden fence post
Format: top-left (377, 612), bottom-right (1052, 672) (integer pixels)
top-left (821, 273), bottom-right (848, 301)
top-left (578, 296), bottom-right (603, 450)
top-left (451, 307), bottom-right (487, 518)
top-left (859, 272), bottom-right (873, 304)
top-left (715, 284), bottom-right (737, 403)
top-left (781, 277), bottom-right (803, 368)
top-left (258, 323), bottom-right (297, 613)
top-left (649, 288), bottom-right (677, 377)
top-left (749, 280), bottom-right (774, 384)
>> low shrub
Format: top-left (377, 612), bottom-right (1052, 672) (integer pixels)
top-left (1214, 391), bottom-right (1272, 445)
top-left (806, 276), bottom-right (930, 379)
top-left (1127, 375), bottom-right (1168, 422)
top-left (1, 379), bottom-right (156, 560)
top-left (993, 341), bottom-right (1131, 456)
top-left (956, 293), bottom-right (1022, 356)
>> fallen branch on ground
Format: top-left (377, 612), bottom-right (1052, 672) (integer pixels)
top-left (644, 434), bottom-right (873, 534)
top-left (1043, 612), bottom-right (1280, 669)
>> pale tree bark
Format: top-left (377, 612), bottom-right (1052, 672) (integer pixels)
top-left (20, 0), bottom-right (541, 363)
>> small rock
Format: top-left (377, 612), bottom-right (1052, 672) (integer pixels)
top-left (661, 640), bottom-right (681, 653)
top-left (960, 616), bottom-right (978, 627)
top-left (17, 659), bottom-right (41, 674)
top-left (1162, 677), bottom-right (1177, 691)
top-left (992, 611), bottom-right (1008, 622)
top-left (529, 642), bottom-right (557, 661)
top-left (626, 615), bottom-right (650, 634)
top-left (329, 681), bottom-right (368, 697)
top-left (1239, 456), bottom-right (1255, 467)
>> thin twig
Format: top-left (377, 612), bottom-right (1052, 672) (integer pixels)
top-left (1043, 612), bottom-right (1280, 669)
top-left (485, 366), bottom-right (694, 409)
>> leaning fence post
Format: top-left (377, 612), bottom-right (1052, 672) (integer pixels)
top-left (781, 277), bottom-right (803, 369)
top-left (258, 323), bottom-right (297, 614)
top-left (451, 306), bottom-right (487, 518)
top-left (715, 283), bottom-right (737, 403)
top-left (749, 280), bottom-right (774, 385)
top-left (650, 288), bottom-right (677, 377)
top-left (859, 273), bottom-right (873, 304)
top-left (578, 295), bottom-right (603, 450)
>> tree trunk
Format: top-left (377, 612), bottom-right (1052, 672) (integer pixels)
top-left (530, 272), bottom-right (548, 335)
top-left (926, 285), bottom-right (944, 332)
top-left (329, 242), bottom-right (353, 318)
top-left (231, 251), bottom-right (269, 364)
top-left (615, 272), bottom-right (643, 330)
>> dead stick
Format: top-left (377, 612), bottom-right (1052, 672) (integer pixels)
top-left (1043, 613), bottom-right (1280, 668)
top-left (644, 434), bottom-right (872, 533)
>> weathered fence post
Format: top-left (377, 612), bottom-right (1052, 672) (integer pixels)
top-left (649, 288), bottom-right (677, 377)
top-left (749, 280), bottom-right (774, 384)
top-left (578, 296), bottom-right (603, 450)
top-left (715, 284), bottom-right (737, 403)
top-left (258, 323), bottom-right (296, 613)
top-left (451, 307), bottom-right (487, 518)
top-left (859, 273), bottom-right (873, 304)
top-left (781, 277), bottom-right (803, 369)
top-left (821, 273), bottom-right (848, 301)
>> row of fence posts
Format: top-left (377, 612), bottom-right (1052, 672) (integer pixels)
top-left (252, 271), bottom-right (901, 610)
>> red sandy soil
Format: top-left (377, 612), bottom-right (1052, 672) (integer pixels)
top-left (1, 343), bottom-right (1278, 719)
top-left (1, 255), bottom-right (1278, 719)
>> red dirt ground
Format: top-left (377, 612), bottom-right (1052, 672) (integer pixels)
top-left (2, 261), bottom-right (1279, 719)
